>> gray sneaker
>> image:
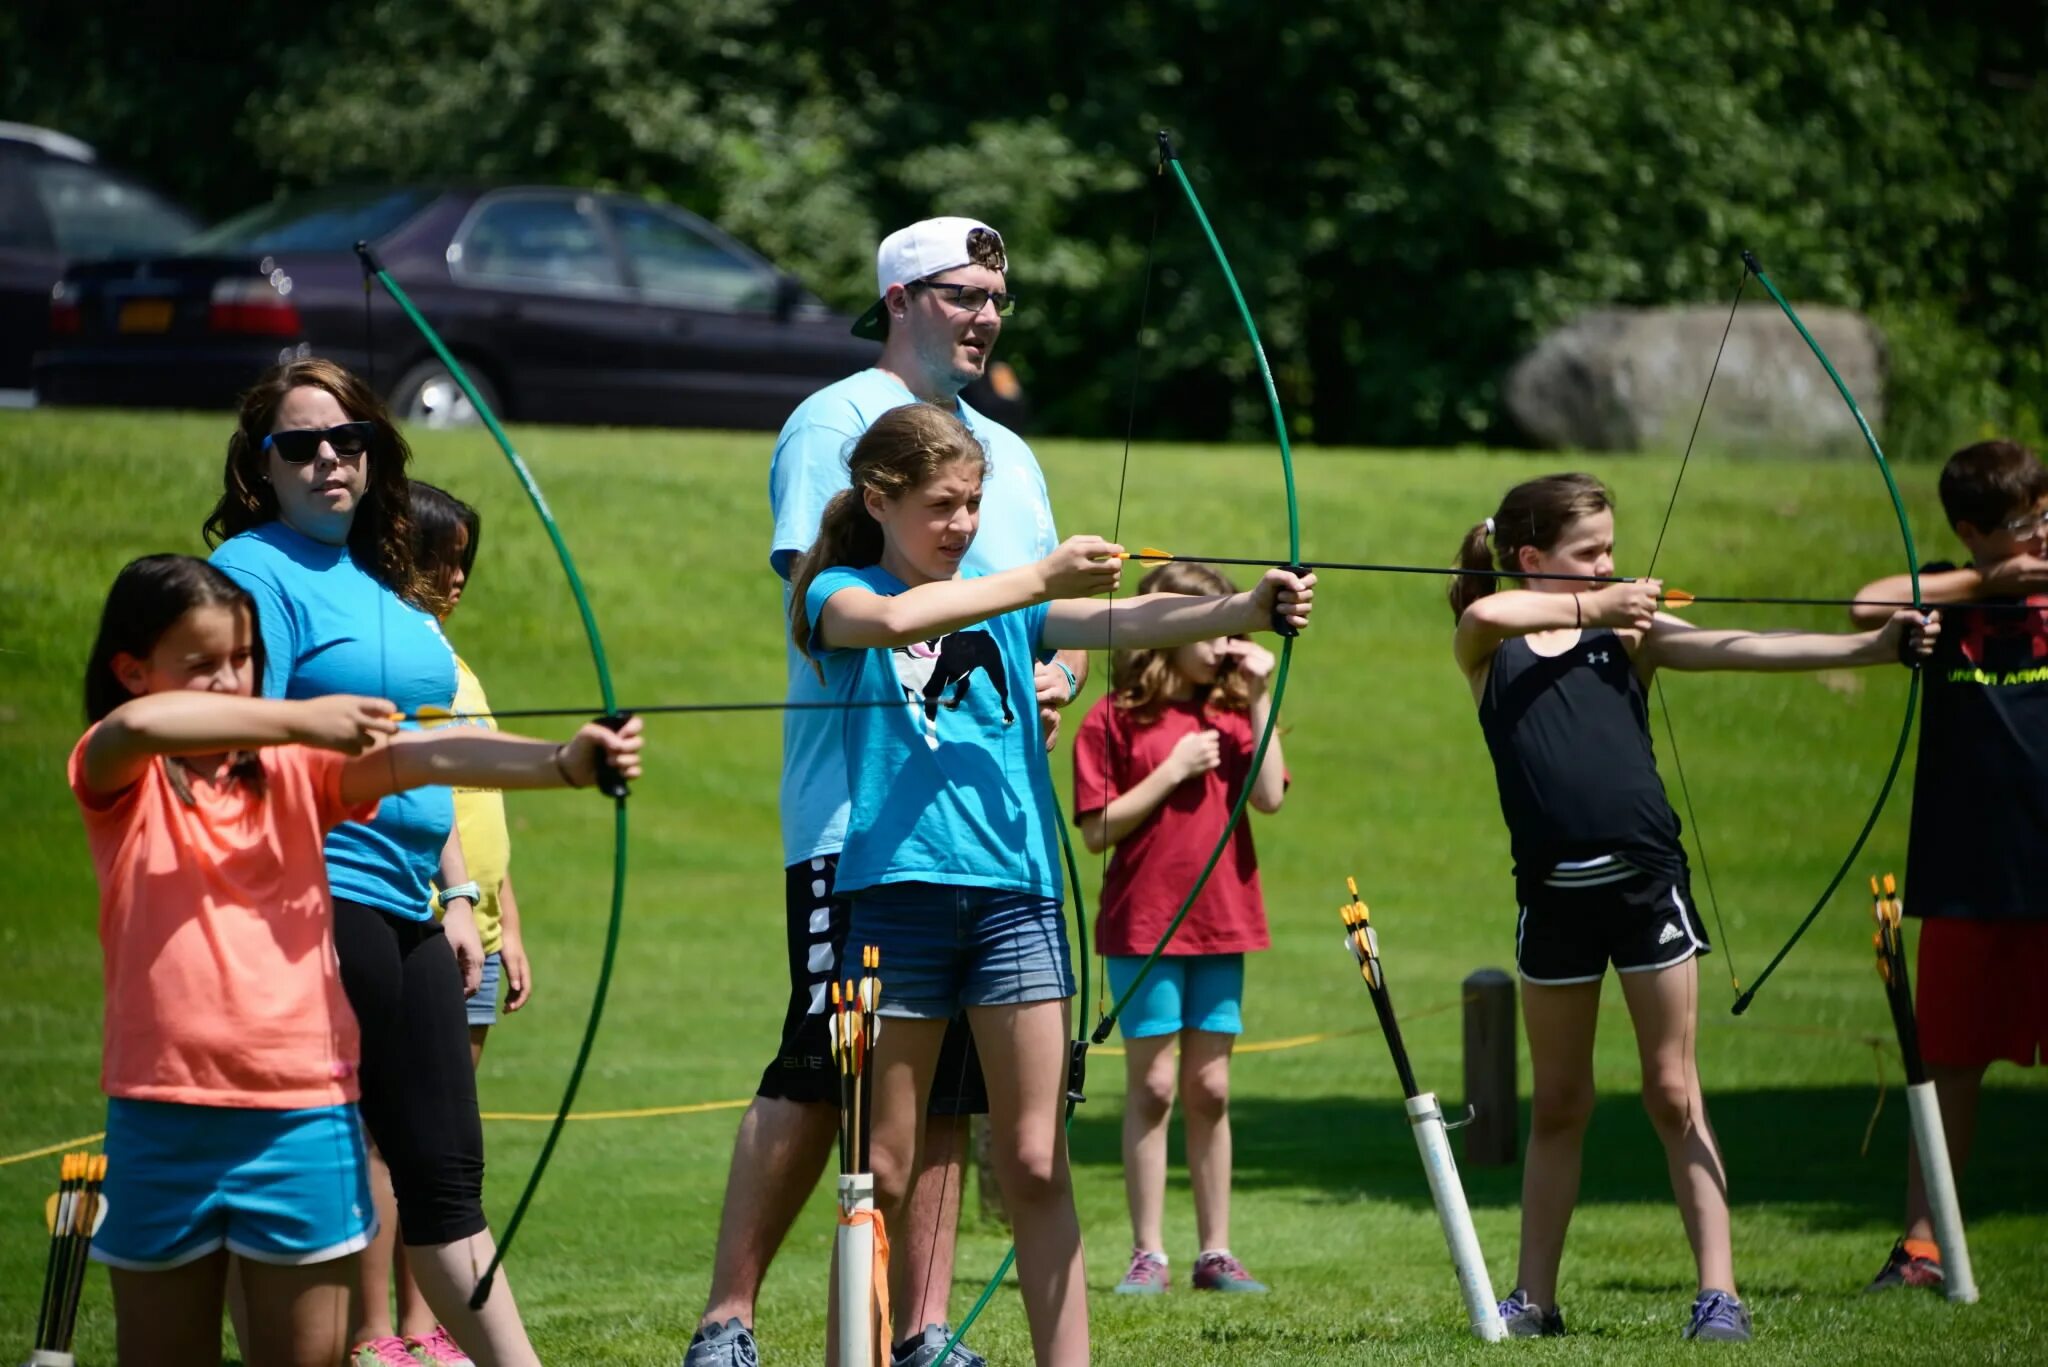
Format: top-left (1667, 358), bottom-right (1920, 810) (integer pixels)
top-left (890, 1323), bottom-right (987, 1367)
top-left (1497, 1287), bottom-right (1566, 1337)
top-left (1683, 1289), bottom-right (1753, 1342)
top-left (682, 1318), bottom-right (758, 1367)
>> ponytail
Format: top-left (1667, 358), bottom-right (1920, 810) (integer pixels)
top-left (1447, 521), bottom-right (1498, 619)
top-left (789, 487), bottom-right (887, 665)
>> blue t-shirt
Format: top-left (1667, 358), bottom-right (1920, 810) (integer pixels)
top-left (803, 565), bottom-right (1062, 901)
top-left (211, 521), bottom-right (457, 921)
top-left (769, 368), bottom-right (1058, 866)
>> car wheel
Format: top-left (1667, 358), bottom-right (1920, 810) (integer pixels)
top-left (392, 358), bottom-right (502, 429)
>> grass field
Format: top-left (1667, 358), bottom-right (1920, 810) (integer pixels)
top-left (2, 410), bottom-right (2043, 1364)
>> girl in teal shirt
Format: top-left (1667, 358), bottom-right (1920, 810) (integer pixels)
top-left (792, 402), bottom-right (1313, 1365)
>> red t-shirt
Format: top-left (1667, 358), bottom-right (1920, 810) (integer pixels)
top-left (1072, 697), bottom-right (1276, 956)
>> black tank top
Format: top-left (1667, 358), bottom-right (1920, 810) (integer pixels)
top-left (1477, 629), bottom-right (1684, 880)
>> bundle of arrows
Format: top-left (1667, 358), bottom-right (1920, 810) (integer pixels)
top-left (1870, 874), bottom-right (1978, 1303)
top-left (30, 1151), bottom-right (108, 1366)
top-left (830, 945), bottom-right (891, 1367)
top-left (1340, 880), bottom-right (1506, 1342)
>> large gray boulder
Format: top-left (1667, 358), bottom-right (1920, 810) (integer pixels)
top-left (1503, 304), bottom-right (1887, 454)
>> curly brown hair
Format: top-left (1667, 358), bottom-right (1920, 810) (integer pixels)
top-left (202, 357), bottom-right (439, 612)
top-left (1108, 561), bottom-right (1254, 721)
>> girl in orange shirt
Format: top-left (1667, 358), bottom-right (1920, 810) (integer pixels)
top-left (70, 554), bottom-right (642, 1367)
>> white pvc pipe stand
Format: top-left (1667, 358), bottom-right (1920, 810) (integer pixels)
top-left (1407, 1091), bottom-right (1507, 1341)
top-left (25, 1352), bottom-right (77, 1366)
top-left (835, 1173), bottom-right (877, 1367)
top-left (1906, 1080), bottom-right (1978, 1304)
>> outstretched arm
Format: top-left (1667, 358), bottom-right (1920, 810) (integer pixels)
top-left (338, 717), bottom-right (645, 807)
top-left (1641, 608), bottom-right (1938, 673)
top-left (1045, 568), bottom-right (1315, 650)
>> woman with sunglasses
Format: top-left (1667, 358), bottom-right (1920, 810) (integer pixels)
top-left (207, 358), bottom-right (542, 1367)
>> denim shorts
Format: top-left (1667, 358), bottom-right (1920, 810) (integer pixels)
top-left (92, 1098), bottom-right (375, 1270)
top-left (467, 950), bottom-right (503, 1027)
top-left (1105, 953), bottom-right (1246, 1039)
top-left (848, 882), bottom-right (1074, 1019)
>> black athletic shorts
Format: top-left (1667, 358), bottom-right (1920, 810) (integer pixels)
top-left (1514, 856), bottom-right (1711, 986)
top-left (758, 855), bottom-right (988, 1114)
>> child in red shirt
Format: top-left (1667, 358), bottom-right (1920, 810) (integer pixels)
top-left (72, 554), bottom-right (643, 1367)
top-left (1073, 561), bottom-right (1285, 1297)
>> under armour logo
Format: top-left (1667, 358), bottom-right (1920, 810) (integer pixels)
top-left (1587, 650), bottom-right (1611, 665)
top-left (1657, 921), bottom-right (1684, 945)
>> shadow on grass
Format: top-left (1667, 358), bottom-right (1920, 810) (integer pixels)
top-left (1069, 1084), bottom-right (2048, 1229)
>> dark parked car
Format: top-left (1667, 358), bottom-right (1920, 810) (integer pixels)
top-left (0, 123), bottom-right (201, 394)
top-left (38, 184), bottom-right (1026, 430)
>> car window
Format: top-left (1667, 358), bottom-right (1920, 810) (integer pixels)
top-left (455, 195), bottom-right (622, 293)
top-left (186, 188), bottom-right (432, 254)
top-left (27, 161), bottom-right (197, 258)
top-left (609, 201), bottom-right (777, 311)
top-left (0, 149), bottom-right (55, 252)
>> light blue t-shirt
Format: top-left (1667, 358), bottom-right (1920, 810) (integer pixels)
top-left (769, 368), bottom-right (1058, 866)
top-left (211, 521), bottom-right (457, 921)
top-left (804, 565), bottom-right (1061, 901)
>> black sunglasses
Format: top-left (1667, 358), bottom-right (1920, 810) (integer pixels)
top-left (261, 422), bottom-right (375, 463)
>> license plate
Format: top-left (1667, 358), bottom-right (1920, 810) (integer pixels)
top-left (118, 299), bottom-right (174, 333)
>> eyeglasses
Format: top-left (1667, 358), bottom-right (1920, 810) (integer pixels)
top-left (261, 422), bottom-right (375, 463)
top-left (911, 280), bottom-right (1016, 318)
top-left (1996, 508), bottom-right (2048, 537)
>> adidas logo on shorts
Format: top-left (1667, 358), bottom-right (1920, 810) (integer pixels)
top-left (1658, 920), bottom-right (1684, 945)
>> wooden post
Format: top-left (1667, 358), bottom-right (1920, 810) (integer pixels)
top-left (1462, 969), bottom-right (1518, 1167)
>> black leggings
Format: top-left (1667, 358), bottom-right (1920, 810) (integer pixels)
top-left (333, 898), bottom-right (487, 1245)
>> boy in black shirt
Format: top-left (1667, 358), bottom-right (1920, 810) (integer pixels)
top-left (1851, 438), bottom-right (2048, 1291)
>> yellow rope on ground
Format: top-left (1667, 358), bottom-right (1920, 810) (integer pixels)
top-left (0, 1133), bottom-right (106, 1168)
top-left (0, 998), bottom-right (1897, 1163)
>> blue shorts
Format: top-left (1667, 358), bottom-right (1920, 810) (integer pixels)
top-left (468, 951), bottom-right (503, 1027)
top-left (1106, 954), bottom-right (1246, 1039)
top-left (91, 1098), bottom-right (376, 1270)
top-left (848, 883), bottom-right (1074, 1019)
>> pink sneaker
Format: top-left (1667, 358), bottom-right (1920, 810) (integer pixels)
top-left (351, 1339), bottom-right (419, 1367)
top-left (1113, 1248), bottom-right (1170, 1295)
top-left (1192, 1249), bottom-right (1269, 1293)
top-left (406, 1326), bottom-right (477, 1366)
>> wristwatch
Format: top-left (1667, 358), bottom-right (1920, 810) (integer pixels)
top-left (436, 881), bottom-right (482, 911)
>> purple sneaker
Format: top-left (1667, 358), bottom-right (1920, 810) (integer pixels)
top-left (1683, 1289), bottom-right (1753, 1342)
top-left (1192, 1249), bottom-right (1268, 1293)
top-left (1114, 1248), bottom-right (1170, 1295)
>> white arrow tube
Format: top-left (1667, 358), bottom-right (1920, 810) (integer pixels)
top-left (836, 1173), bottom-right (877, 1367)
top-left (1906, 1080), bottom-right (1978, 1304)
top-left (1407, 1091), bottom-right (1507, 1341)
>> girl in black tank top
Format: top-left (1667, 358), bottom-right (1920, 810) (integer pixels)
top-left (1446, 474), bottom-right (1939, 1342)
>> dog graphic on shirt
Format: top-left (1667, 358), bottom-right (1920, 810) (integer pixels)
top-left (894, 631), bottom-right (1014, 749)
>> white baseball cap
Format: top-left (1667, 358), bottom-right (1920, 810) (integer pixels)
top-left (851, 217), bottom-right (1007, 340)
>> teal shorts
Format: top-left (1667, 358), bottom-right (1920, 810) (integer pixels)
top-left (91, 1098), bottom-right (376, 1270)
top-left (1105, 953), bottom-right (1246, 1039)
